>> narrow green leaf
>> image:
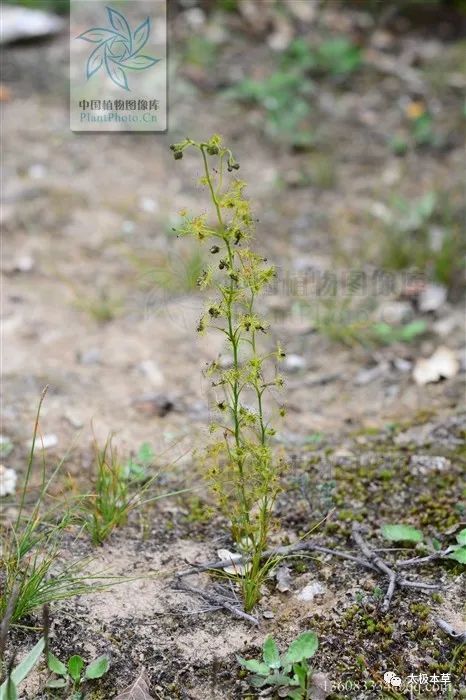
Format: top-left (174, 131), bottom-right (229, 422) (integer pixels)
top-left (11, 638), bottom-right (45, 686)
top-left (0, 638), bottom-right (44, 700)
top-left (5, 678), bottom-right (17, 700)
top-left (68, 655), bottom-right (85, 682)
top-left (283, 632), bottom-right (318, 665)
top-left (262, 637), bottom-right (281, 669)
top-left (456, 528), bottom-right (466, 546)
top-left (293, 662), bottom-right (307, 690)
top-left (48, 653), bottom-right (68, 676)
top-left (381, 524), bottom-right (423, 543)
top-left (84, 655), bottom-right (110, 680)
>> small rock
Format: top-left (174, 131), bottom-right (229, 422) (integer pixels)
top-left (418, 283), bottom-right (447, 313)
top-left (413, 346), bottom-right (459, 385)
top-left (77, 348), bottom-right (101, 365)
top-left (28, 163), bottom-right (47, 180)
top-left (132, 393), bottom-right (174, 417)
top-left (218, 355), bottom-right (233, 369)
top-left (394, 423), bottom-right (434, 446)
top-left (14, 255), bottom-right (35, 273)
top-left (64, 410), bottom-right (84, 429)
top-left (393, 357), bottom-right (412, 372)
top-left (29, 434), bottom-right (58, 450)
top-left (296, 581), bottom-right (325, 602)
top-left (410, 455), bottom-right (451, 474)
top-left (276, 565), bottom-right (292, 593)
top-left (355, 363), bottom-right (388, 385)
top-left (139, 197), bottom-right (158, 214)
top-left (183, 7), bottom-right (205, 28)
top-left (284, 354), bottom-right (306, 373)
top-left (262, 610), bottom-right (275, 619)
top-left (121, 220), bottom-right (135, 235)
top-left (378, 301), bottom-right (413, 325)
top-left (285, 0), bottom-right (316, 22)
top-left (216, 549), bottom-right (249, 576)
top-left (0, 6), bottom-right (65, 43)
top-left (268, 16), bottom-right (293, 51)
top-left (138, 360), bottom-right (164, 387)
top-left (310, 672), bottom-right (332, 700)
top-left (0, 464), bottom-right (17, 496)
top-left (0, 436), bottom-right (13, 458)
top-left (433, 315), bottom-right (458, 337)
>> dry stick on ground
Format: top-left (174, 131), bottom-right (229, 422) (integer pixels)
top-left (435, 618), bottom-right (466, 644)
top-left (173, 578), bottom-right (259, 626)
top-left (176, 526), bottom-right (443, 619)
top-left (351, 523), bottom-right (441, 611)
top-left (396, 551), bottom-right (449, 568)
top-left (178, 541), bottom-right (376, 577)
top-left (0, 585), bottom-right (19, 665)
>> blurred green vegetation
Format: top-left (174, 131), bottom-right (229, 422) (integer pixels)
top-left (5, 0), bottom-right (70, 13)
top-left (226, 36), bottom-right (362, 148)
top-left (379, 192), bottom-right (466, 291)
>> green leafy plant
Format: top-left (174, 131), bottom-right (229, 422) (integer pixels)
top-left (381, 524), bottom-right (466, 564)
top-left (238, 631), bottom-right (319, 699)
top-left (227, 71), bottom-right (314, 148)
top-left (170, 135), bottom-right (285, 611)
top-left (313, 37), bottom-right (362, 76)
top-left (310, 295), bottom-right (427, 348)
top-left (122, 442), bottom-right (155, 482)
top-left (47, 652), bottom-right (109, 698)
top-left (446, 528), bottom-right (466, 564)
top-left (226, 36), bottom-right (361, 148)
top-left (378, 191), bottom-right (466, 290)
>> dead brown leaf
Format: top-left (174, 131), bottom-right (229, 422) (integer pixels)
top-left (114, 669), bottom-right (154, 700)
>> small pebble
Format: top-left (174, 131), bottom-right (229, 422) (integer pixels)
top-left (284, 353), bottom-right (306, 373)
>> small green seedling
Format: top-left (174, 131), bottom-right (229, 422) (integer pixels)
top-left (381, 524), bottom-right (466, 565)
top-left (123, 442), bottom-right (155, 482)
top-left (446, 528), bottom-right (466, 564)
top-left (47, 652), bottom-right (109, 698)
top-left (238, 631), bottom-right (319, 699)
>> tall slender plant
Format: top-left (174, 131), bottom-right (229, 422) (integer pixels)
top-left (170, 135), bottom-right (286, 610)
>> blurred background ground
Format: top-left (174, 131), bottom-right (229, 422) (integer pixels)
top-left (2, 0), bottom-right (465, 468)
top-left (1, 2), bottom-right (466, 696)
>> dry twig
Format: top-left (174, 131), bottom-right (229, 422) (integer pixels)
top-left (173, 578), bottom-right (259, 626)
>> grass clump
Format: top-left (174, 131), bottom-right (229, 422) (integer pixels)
top-left (170, 135), bottom-right (285, 611)
top-left (226, 36), bottom-right (361, 148)
top-left (378, 191), bottom-right (465, 291)
top-left (0, 391), bottom-right (107, 624)
top-left (81, 435), bottom-right (173, 545)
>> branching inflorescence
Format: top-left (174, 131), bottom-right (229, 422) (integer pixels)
top-left (171, 135), bottom-right (286, 610)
